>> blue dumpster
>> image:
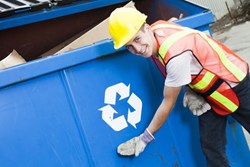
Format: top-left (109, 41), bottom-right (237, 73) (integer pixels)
top-left (0, 0), bottom-right (249, 166)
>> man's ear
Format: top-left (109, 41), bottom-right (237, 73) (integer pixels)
top-left (144, 23), bottom-right (150, 31)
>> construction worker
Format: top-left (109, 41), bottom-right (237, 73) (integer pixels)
top-left (108, 7), bottom-right (250, 167)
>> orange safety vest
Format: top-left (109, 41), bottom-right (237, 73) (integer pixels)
top-left (151, 20), bottom-right (248, 115)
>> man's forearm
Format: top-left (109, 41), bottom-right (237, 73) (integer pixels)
top-left (147, 86), bottom-right (182, 135)
top-left (147, 99), bottom-right (172, 134)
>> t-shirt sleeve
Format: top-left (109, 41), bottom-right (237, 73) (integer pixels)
top-left (164, 51), bottom-right (192, 87)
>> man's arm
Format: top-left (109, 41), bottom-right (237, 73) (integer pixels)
top-left (147, 85), bottom-right (182, 134)
top-left (117, 85), bottom-right (182, 157)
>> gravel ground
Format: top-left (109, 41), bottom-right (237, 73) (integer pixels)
top-left (211, 0), bottom-right (250, 33)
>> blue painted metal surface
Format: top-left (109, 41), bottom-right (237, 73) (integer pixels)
top-left (0, 0), bottom-right (249, 166)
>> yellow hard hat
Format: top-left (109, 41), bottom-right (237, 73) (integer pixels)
top-left (108, 7), bottom-right (147, 49)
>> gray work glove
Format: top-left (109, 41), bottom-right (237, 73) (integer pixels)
top-left (183, 86), bottom-right (211, 116)
top-left (117, 129), bottom-right (154, 157)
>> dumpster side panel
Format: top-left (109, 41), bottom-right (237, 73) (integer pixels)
top-left (0, 47), bottom-right (249, 166)
top-left (63, 51), bottom-right (204, 166)
top-left (0, 72), bottom-right (91, 167)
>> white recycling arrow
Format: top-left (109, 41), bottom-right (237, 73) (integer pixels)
top-left (104, 83), bottom-right (130, 105)
top-left (127, 93), bottom-right (142, 128)
top-left (99, 105), bottom-right (128, 131)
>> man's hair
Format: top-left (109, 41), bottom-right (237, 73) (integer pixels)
top-left (140, 23), bottom-right (146, 32)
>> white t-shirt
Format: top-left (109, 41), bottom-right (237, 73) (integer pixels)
top-left (164, 51), bottom-right (201, 87)
top-left (164, 51), bottom-right (238, 87)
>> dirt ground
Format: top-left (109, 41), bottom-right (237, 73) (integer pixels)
top-left (210, 0), bottom-right (250, 34)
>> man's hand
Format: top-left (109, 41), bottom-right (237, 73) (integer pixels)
top-left (183, 86), bottom-right (211, 116)
top-left (117, 129), bottom-right (154, 157)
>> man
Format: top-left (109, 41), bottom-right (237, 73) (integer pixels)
top-left (108, 7), bottom-right (250, 167)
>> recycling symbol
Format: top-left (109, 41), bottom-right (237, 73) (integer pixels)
top-left (99, 82), bottom-right (142, 131)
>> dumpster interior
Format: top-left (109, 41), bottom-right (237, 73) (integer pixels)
top-left (0, 0), bottom-right (194, 63)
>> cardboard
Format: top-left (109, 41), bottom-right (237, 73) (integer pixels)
top-left (41, 1), bottom-right (136, 56)
top-left (0, 50), bottom-right (26, 69)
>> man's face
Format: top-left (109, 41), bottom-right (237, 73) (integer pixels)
top-left (125, 24), bottom-right (157, 58)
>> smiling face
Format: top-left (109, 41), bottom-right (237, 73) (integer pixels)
top-left (125, 24), bottom-right (158, 58)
